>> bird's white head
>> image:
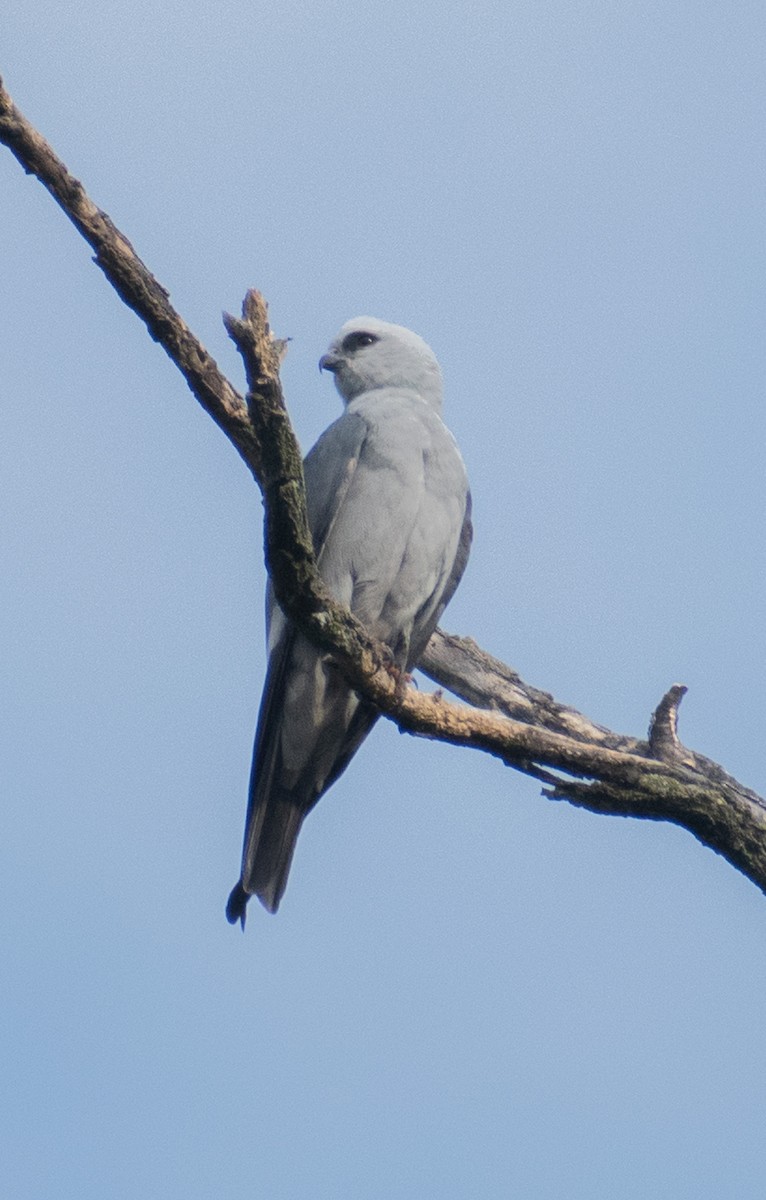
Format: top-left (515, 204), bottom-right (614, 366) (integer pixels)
top-left (319, 317), bottom-right (443, 411)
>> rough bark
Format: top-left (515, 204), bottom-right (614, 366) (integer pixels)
top-left (2, 74), bottom-right (765, 897)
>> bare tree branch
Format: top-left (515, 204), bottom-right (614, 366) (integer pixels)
top-left (0, 75), bottom-right (257, 474)
top-left (2, 73), bottom-right (765, 898)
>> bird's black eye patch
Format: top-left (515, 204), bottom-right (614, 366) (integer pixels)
top-left (341, 331), bottom-right (379, 353)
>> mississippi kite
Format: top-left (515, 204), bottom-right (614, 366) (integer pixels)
top-left (226, 317), bottom-right (472, 922)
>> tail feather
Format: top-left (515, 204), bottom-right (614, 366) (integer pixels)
top-left (244, 792), bottom-right (306, 913)
top-left (226, 792), bottom-right (307, 922)
top-left (227, 636), bottom-right (378, 925)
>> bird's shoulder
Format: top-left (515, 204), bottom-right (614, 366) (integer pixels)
top-left (304, 389), bottom-right (436, 484)
top-left (303, 388), bottom-right (468, 547)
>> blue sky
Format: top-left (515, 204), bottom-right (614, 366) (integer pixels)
top-left (3, 3), bottom-right (766, 1197)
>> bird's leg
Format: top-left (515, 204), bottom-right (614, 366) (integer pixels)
top-left (383, 661), bottom-right (414, 704)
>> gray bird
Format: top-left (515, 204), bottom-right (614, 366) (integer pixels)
top-left (226, 317), bottom-right (472, 922)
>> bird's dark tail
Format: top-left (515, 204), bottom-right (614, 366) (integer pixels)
top-left (226, 793), bottom-right (306, 924)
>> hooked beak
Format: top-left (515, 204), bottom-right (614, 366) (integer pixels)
top-left (319, 353), bottom-right (340, 374)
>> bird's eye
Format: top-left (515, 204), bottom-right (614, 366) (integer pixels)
top-left (342, 331), bottom-right (379, 353)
